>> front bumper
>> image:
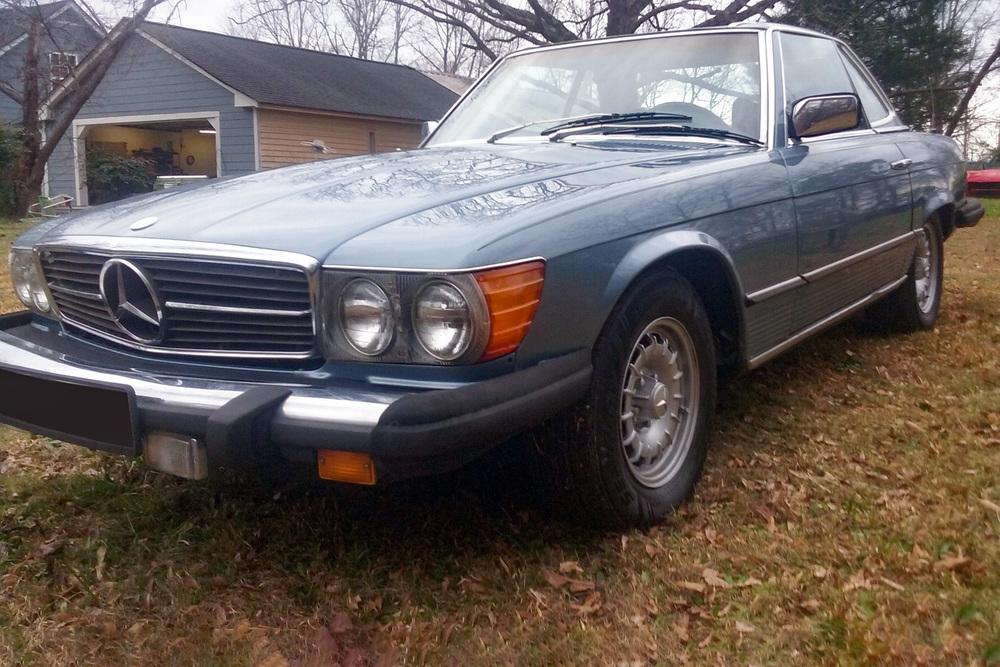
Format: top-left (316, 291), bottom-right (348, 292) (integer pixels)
top-left (0, 312), bottom-right (591, 481)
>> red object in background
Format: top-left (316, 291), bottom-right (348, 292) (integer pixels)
top-left (968, 169), bottom-right (1000, 197)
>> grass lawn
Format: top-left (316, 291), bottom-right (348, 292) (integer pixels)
top-left (0, 206), bottom-right (998, 665)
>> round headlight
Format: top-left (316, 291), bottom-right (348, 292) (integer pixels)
top-left (339, 279), bottom-right (395, 356)
top-left (414, 281), bottom-right (473, 361)
top-left (9, 251), bottom-right (35, 308)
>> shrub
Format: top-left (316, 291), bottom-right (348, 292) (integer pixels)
top-left (85, 151), bottom-right (156, 205)
top-left (0, 123), bottom-right (19, 216)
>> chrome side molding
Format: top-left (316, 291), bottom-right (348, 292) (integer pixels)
top-left (746, 274), bottom-right (907, 370)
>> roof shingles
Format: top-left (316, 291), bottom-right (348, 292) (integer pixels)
top-left (140, 23), bottom-right (457, 122)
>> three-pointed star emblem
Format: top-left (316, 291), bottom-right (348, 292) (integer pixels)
top-left (98, 259), bottom-right (164, 343)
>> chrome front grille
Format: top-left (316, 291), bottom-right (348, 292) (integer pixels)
top-left (39, 249), bottom-right (316, 358)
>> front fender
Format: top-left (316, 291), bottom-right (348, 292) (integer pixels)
top-left (603, 230), bottom-right (746, 311)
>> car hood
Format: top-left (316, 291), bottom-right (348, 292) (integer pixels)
top-left (37, 141), bottom-right (753, 267)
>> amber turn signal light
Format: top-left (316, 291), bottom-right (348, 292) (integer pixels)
top-left (474, 260), bottom-right (545, 361)
top-left (317, 450), bottom-right (377, 485)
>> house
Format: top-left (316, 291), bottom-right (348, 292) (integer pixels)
top-left (1, 2), bottom-right (458, 206)
top-left (0, 0), bottom-right (104, 123)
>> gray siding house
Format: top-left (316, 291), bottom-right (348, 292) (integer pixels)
top-left (1, 2), bottom-right (457, 207)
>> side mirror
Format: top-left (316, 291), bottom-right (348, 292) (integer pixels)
top-left (790, 94), bottom-right (861, 139)
top-left (422, 120), bottom-right (439, 139)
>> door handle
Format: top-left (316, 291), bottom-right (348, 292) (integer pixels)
top-left (890, 159), bottom-right (913, 170)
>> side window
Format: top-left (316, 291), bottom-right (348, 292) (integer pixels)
top-left (780, 34), bottom-right (853, 110)
top-left (839, 48), bottom-right (891, 122)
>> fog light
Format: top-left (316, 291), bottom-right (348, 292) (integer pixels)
top-left (143, 432), bottom-right (208, 480)
top-left (317, 450), bottom-right (376, 485)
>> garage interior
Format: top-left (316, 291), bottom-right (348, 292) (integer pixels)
top-left (83, 118), bottom-right (219, 179)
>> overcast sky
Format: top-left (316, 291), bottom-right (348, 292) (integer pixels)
top-left (93, 0), bottom-right (998, 156)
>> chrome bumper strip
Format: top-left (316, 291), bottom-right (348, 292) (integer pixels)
top-left (0, 330), bottom-right (393, 429)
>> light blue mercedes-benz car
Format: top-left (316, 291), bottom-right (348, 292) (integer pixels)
top-left (1, 24), bottom-right (984, 528)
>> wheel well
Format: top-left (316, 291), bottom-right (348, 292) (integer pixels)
top-left (931, 203), bottom-right (955, 239)
top-left (639, 249), bottom-right (744, 371)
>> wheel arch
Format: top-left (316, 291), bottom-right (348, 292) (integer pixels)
top-left (604, 232), bottom-right (747, 371)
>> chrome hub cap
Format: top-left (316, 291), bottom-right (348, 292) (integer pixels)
top-left (620, 317), bottom-right (700, 488)
top-left (914, 226), bottom-right (937, 315)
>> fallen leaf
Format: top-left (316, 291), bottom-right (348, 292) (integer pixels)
top-left (542, 569), bottom-right (595, 594)
top-left (559, 561), bottom-right (583, 575)
top-left (879, 576), bottom-right (905, 591)
top-left (672, 614), bottom-right (690, 642)
top-left (812, 566), bottom-right (828, 580)
top-left (735, 577), bottom-right (762, 588)
top-left (978, 498), bottom-right (1000, 514)
top-left (35, 539), bottom-right (65, 558)
top-left (571, 592), bottom-right (602, 615)
top-left (95, 545), bottom-right (107, 581)
top-left (735, 620), bottom-right (756, 634)
top-left (329, 612), bottom-right (353, 634)
top-left (677, 581), bottom-right (706, 593)
top-left (799, 599), bottom-right (821, 614)
top-left (702, 568), bottom-right (729, 588)
top-left (933, 555), bottom-right (971, 571)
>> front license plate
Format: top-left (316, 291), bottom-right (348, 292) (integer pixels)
top-left (0, 366), bottom-right (138, 455)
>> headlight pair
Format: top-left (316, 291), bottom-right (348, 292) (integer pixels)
top-left (8, 249), bottom-right (51, 314)
top-left (324, 260), bottom-right (545, 365)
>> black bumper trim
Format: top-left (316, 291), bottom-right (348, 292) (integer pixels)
top-left (956, 197), bottom-right (985, 228)
top-left (371, 351), bottom-right (592, 476)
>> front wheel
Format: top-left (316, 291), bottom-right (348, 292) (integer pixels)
top-left (530, 269), bottom-right (717, 529)
top-left (865, 218), bottom-right (943, 331)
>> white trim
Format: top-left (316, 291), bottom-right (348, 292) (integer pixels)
top-left (137, 30), bottom-right (258, 108)
top-left (71, 123), bottom-right (86, 206)
top-left (251, 107), bottom-right (261, 170)
top-left (71, 111), bottom-right (222, 204)
top-left (72, 111), bottom-right (221, 127)
top-left (0, 34), bottom-right (26, 58)
top-left (41, 124), bottom-right (50, 198)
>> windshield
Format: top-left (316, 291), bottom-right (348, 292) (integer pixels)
top-left (429, 33), bottom-right (764, 145)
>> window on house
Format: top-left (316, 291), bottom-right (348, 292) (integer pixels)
top-left (49, 52), bottom-right (78, 86)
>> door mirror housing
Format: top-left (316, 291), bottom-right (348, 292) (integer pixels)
top-left (789, 94), bottom-right (861, 139)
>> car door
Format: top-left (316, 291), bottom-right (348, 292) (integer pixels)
top-left (776, 32), bottom-right (914, 331)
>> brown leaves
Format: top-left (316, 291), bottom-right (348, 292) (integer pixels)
top-left (542, 568), bottom-right (601, 616)
top-left (933, 554), bottom-right (972, 572)
top-left (701, 568), bottom-right (728, 589)
top-left (541, 569), bottom-right (595, 594)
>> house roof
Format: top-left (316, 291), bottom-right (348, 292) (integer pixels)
top-left (0, 1), bottom-right (103, 52)
top-left (139, 23), bottom-right (458, 123)
top-left (0, 1), bottom-right (69, 49)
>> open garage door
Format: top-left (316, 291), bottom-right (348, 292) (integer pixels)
top-left (73, 113), bottom-right (221, 206)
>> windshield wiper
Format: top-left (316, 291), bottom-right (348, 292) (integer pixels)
top-left (487, 112), bottom-right (693, 144)
top-left (540, 112), bottom-right (693, 136)
top-left (549, 123), bottom-right (764, 146)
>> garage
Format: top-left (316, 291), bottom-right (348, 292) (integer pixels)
top-left (72, 112), bottom-right (221, 206)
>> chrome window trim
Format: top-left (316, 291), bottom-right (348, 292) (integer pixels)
top-left (426, 28), bottom-right (769, 148)
top-left (322, 256), bottom-right (546, 273)
top-left (34, 237), bottom-right (322, 360)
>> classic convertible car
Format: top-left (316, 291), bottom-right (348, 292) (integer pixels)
top-left (1, 24), bottom-right (984, 528)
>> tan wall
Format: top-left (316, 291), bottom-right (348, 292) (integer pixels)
top-left (257, 108), bottom-right (424, 169)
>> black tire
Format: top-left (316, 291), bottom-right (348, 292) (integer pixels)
top-left (529, 268), bottom-right (717, 530)
top-left (865, 217), bottom-right (943, 332)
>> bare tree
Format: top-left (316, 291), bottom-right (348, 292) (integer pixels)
top-left (382, 0), bottom-right (781, 63)
top-left (227, 0), bottom-right (334, 49)
top-left (1, 0), bottom-right (175, 215)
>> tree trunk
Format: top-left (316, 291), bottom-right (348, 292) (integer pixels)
top-left (13, 21), bottom-right (43, 216)
top-left (944, 37), bottom-right (1000, 137)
